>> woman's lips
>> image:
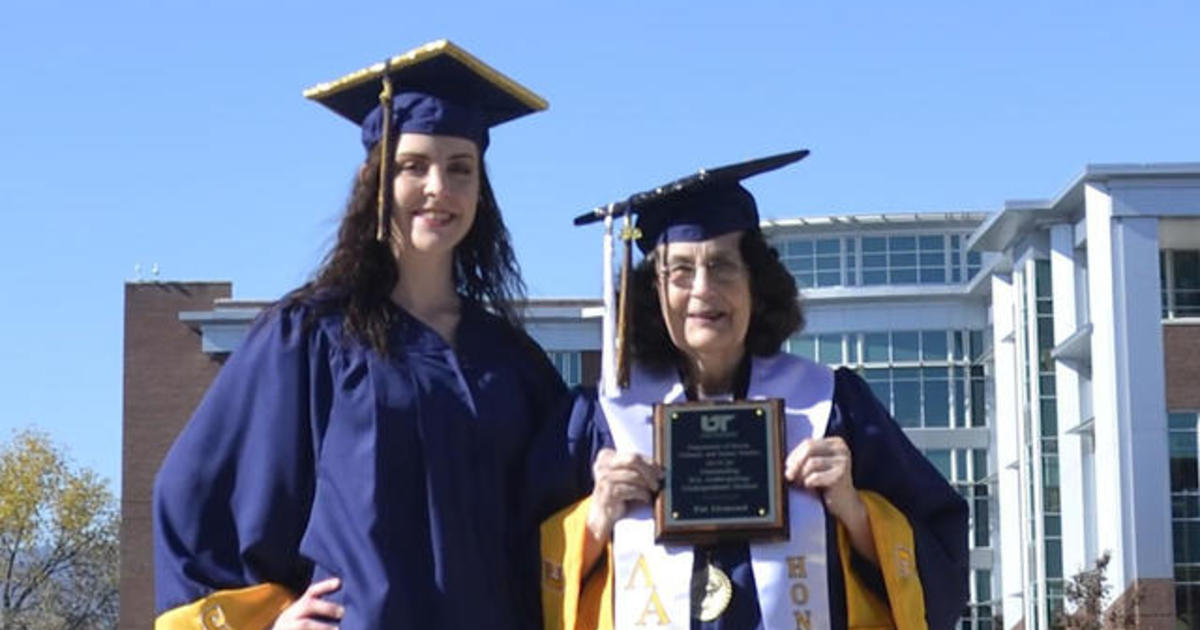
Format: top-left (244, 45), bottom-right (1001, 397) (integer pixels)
top-left (414, 209), bottom-right (456, 227)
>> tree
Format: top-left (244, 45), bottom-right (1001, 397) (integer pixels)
top-left (1055, 551), bottom-right (1139, 630)
top-left (0, 430), bottom-right (119, 629)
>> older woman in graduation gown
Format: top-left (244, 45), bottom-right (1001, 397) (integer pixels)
top-left (152, 41), bottom-right (578, 630)
top-left (536, 154), bottom-right (969, 630)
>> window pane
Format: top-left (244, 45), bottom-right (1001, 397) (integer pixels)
top-left (891, 268), bottom-right (917, 283)
top-left (919, 251), bottom-right (945, 266)
top-left (1173, 251), bottom-right (1200, 289)
top-left (863, 368), bottom-right (891, 409)
top-left (893, 332), bottom-right (920, 361)
top-left (816, 238), bottom-right (841, 255)
top-left (919, 235), bottom-right (943, 250)
top-left (926, 450), bottom-right (952, 480)
top-left (789, 335), bottom-right (815, 360)
top-left (817, 271), bottom-right (841, 286)
top-left (894, 380), bottom-right (921, 427)
top-left (890, 252), bottom-right (917, 267)
top-left (922, 331), bottom-right (948, 361)
top-left (862, 236), bottom-right (886, 252)
top-left (817, 334), bottom-right (843, 365)
top-left (890, 235), bottom-right (916, 251)
top-left (862, 270), bottom-right (886, 285)
top-left (787, 239), bottom-right (813, 256)
top-left (924, 379), bottom-right (950, 427)
top-left (920, 268), bottom-right (946, 283)
top-left (816, 255), bottom-right (840, 271)
top-left (864, 333), bottom-right (890, 363)
top-left (787, 258), bottom-right (813, 272)
top-left (862, 253), bottom-right (887, 267)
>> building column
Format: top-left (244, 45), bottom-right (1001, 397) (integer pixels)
top-left (991, 271), bottom-right (1024, 630)
top-left (1085, 183), bottom-right (1173, 614)
top-left (1049, 225), bottom-right (1089, 581)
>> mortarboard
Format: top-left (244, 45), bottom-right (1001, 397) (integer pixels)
top-left (303, 40), bottom-right (547, 240)
top-left (575, 150), bottom-right (809, 392)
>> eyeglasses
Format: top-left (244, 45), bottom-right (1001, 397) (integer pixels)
top-left (658, 258), bottom-right (747, 288)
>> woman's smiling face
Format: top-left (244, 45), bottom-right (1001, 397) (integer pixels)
top-left (389, 132), bottom-right (480, 257)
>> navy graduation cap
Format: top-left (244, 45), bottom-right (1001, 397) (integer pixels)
top-left (304, 39), bottom-right (547, 153)
top-left (302, 40), bottom-right (546, 241)
top-left (575, 149), bottom-right (809, 390)
top-left (573, 149), bottom-right (808, 253)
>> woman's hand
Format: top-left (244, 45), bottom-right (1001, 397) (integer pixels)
top-left (272, 577), bottom-right (344, 630)
top-left (785, 437), bottom-right (877, 564)
top-left (585, 448), bottom-right (662, 543)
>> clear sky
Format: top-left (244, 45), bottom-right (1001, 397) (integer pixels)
top-left (2, 1), bottom-right (1198, 494)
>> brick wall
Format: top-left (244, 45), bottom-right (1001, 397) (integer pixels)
top-left (120, 282), bottom-right (229, 629)
top-left (1165, 323), bottom-right (1200, 410)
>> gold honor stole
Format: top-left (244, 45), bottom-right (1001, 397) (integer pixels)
top-left (155, 583), bottom-right (294, 630)
top-left (600, 354), bottom-right (834, 629)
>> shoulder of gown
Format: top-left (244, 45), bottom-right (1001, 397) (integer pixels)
top-left (153, 299), bottom-right (340, 617)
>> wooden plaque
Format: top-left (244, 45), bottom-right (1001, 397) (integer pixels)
top-left (653, 398), bottom-right (788, 544)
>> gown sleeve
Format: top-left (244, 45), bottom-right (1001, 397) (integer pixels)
top-left (152, 305), bottom-right (333, 629)
top-left (827, 367), bottom-right (970, 630)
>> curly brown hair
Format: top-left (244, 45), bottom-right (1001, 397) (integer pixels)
top-left (287, 141), bottom-right (525, 355)
top-left (629, 229), bottom-right (804, 373)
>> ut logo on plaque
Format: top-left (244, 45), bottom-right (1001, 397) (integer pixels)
top-left (700, 413), bottom-right (735, 433)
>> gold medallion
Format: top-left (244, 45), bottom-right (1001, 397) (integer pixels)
top-left (691, 562), bottom-right (733, 622)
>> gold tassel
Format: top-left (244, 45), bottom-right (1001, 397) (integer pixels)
top-left (615, 212), bottom-right (640, 389)
top-left (375, 64), bottom-right (394, 242)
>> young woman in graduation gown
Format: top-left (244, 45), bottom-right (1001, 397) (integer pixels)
top-left (537, 168), bottom-right (970, 630)
top-left (152, 42), bottom-right (569, 630)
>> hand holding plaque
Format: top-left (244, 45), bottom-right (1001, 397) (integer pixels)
top-left (653, 399), bottom-right (788, 544)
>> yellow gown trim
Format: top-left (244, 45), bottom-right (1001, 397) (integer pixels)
top-left (836, 490), bottom-right (928, 630)
top-left (155, 583), bottom-right (293, 630)
top-left (542, 491), bottom-right (927, 630)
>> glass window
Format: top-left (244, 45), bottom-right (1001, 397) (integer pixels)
top-left (891, 268), bottom-right (917, 283)
top-left (893, 332), bottom-right (920, 361)
top-left (894, 377), bottom-right (921, 427)
top-left (862, 236), bottom-right (886, 252)
top-left (817, 334), bottom-right (843, 365)
top-left (816, 238), bottom-right (841, 255)
top-left (922, 331), bottom-right (948, 361)
top-left (548, 351), bottom-right (582, 386)
top-left (920, 267), bottom-right (946, 284)
top-left (924, 374), bottom-right (950, 427)
top-left (919, 235), bottom-right (943, 250)
top-left (787, 239), bottom-right (813, 256)
top-left (863, 368), bottom-right (891, 410)
top-left (864, 333), bottom-right (890, 363)
top-left (890, 235), bottom-right (916, 251)
top-left (926, 449), bottom-right (952, 480)
top-left (789, 335), bottom-right (815, 360)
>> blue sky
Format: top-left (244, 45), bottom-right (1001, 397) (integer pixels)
top-left (2, 1), bottom-right (1198, 493)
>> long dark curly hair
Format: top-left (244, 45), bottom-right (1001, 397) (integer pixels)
top-left (630, 229), bottom-right (804, 373)
top-left (287, 141), bottom-right (526, 355)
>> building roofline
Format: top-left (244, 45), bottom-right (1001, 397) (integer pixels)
top-left (968, 162), bottom-right (1200, 252)
top-left (761, 211), bottom-right (990, 234)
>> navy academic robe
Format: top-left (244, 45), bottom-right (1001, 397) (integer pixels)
top-left (538, 367), bottom-right (970, 630)
top-left (153, 298), bottom-right (567, 629)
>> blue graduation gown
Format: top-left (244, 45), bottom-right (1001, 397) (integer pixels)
top-left (690, 368), bottom-right (970, 630)
top-left (539, 366), bottom-right (969, 630)
top-left (153, 298), bottom-right (567, 629)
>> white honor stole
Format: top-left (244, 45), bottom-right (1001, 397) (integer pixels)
top-left (602, 354), bottom-right (835, 629)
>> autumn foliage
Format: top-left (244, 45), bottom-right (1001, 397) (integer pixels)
top-left (0, 430), bottom-right (119, 629)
